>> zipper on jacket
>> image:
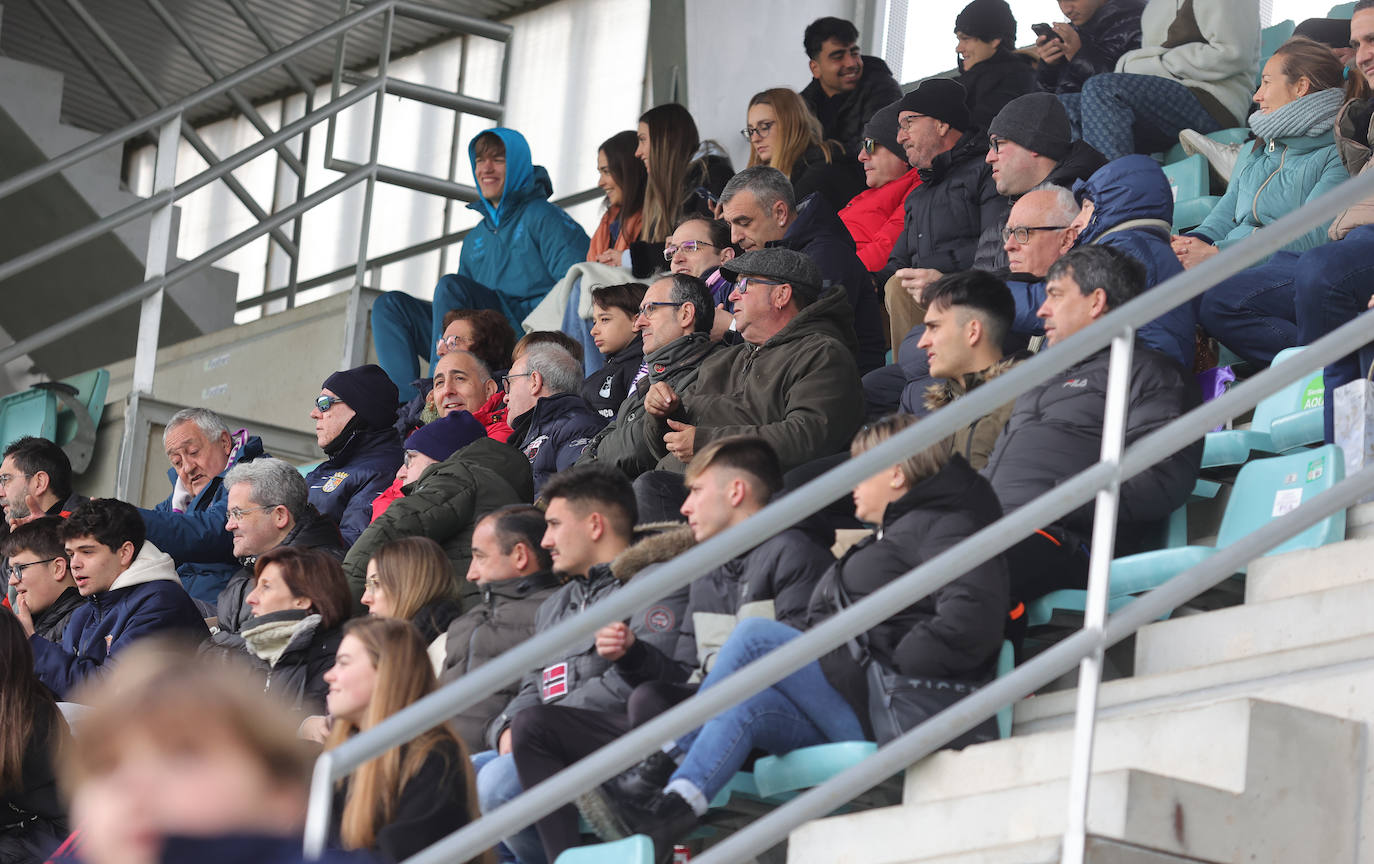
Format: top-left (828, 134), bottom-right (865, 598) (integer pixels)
top-left (1252, 143), bottom-right (1286, 223)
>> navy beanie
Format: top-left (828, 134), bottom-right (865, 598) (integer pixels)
top-left (405, 410), bottom-right (487, 462)
top-left (322, 364), bottom-right (399, 430)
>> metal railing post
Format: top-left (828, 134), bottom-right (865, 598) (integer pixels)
top-left (1062, 329), bottom-right (1134, 864)
top-left (340, 6), bottom-right (393, 369)
top-left (117, 115), bottom-right (179, 500)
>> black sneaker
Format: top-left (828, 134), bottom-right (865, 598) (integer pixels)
top-left (576, 750), bottom-right (677, 839)
top-left (583, 788), bottom-right (699, 860)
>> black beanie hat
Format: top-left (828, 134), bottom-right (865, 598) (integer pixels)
top-left (863, 101), bottom-right (905, 164)
top-left (896, 78), bottom-right (971, 133)
top-left (954, 0), bottom-right (1017, 50)
top-left (322, 364), bottom-right (399, 430)
top-left (1294, 18), bottom-right (1352, 51)
top-left (988, 93), bottom-right (1072, 161)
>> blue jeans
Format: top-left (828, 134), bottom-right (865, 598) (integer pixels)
top-left (1198, 252), bottom-right (1300, 368)
top-left (670, 618), bottom-right (866, 803)
top-left (1062, 74), bottom-right (1221, 161)
top-left (475, 750), bottom-right (547, 864)
top-left (1294, 224), bottom-right (1374, 441)
top-left (371, 275), bottom-right (527, 401)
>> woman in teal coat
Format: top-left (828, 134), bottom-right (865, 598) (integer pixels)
top-left (1188, 38), bottom-right (1349, 367)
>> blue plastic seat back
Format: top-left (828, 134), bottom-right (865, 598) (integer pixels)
top-left (53, 369), bottom-right (109, 449)
top-left (555, 834), bottom-right (655, 864)
top-left (0, 389), bottom-right (58, 449)
top-left (753, 741), bottom-right (878, 800)
top-left (1162, 153), bottom-right (1209, 204)
top-left (1215, 444), bottom-right (1346, 556)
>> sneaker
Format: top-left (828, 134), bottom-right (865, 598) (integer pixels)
top-left (581, 787), bottom-right (699, 860)
top-left (576, 750), bottom-right (678, 841)
top-left (1178, 129), bottom-right (1243, 185)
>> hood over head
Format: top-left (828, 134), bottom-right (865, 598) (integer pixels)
top-left (1072, 155), bottom-right (1174, 245)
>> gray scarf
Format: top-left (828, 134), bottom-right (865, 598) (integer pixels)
top-left (1249, 88), bottom-right (1345, 142)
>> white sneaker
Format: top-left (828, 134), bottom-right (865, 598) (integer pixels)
top-left (1179, 129), bottom-right (1243, 184)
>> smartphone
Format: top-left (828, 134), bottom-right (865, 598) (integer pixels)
top-left (1032, 23), bottom-right (1063, 42)
top-left (694, 186), bottom-right (719, 206)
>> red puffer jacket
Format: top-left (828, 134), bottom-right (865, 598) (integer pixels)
top-left (838, 166), bottom-right (921, 273)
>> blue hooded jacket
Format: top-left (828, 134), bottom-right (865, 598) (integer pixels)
top-left (140, 431), bottom-right (266, 605)
top-left (1071, 155), bottom-right (1196, 370)
top-left (460, 128), bottom-right (590, 321)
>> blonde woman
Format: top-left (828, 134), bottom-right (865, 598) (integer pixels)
top-left (360, 536), bottom-right (463, 674)
top-left (325, 618), bottom-right (492, 864)
top-left (743, 87), bottom-right (865, 212)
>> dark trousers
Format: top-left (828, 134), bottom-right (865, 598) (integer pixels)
top-left (1005, 526), bottom-right (1090, 605)
top-left (511, 683), bottom-right (696, 861)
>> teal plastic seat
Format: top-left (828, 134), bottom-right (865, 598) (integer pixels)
top-left (995, 639), bottom-right (1014, 739)
top-left (297, 460), bottom-right (323, 477)
top-left (1161, 154), bottom-right (1219, 230)
top-left (555, 834), bottom-right (654, 864)
top-left (1330, 2), bottom-right (1356, 17)
top-left (1259, 21), bottom-right (1296, 84)
top-left (1031, 445), bottom-right (1347, 627)
top-left (1202, 347), bottom-right (1324, 470)
top-left (752, 741), bottom-right (877, 800)
top-left (48, 369), bottom-right (110, 473)
top-left (707, 770), bottom-right (760, 807)
top-left (0, 389), bottom-right (58, 450)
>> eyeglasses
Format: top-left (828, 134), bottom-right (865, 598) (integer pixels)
top-left (438, 333), bottom-right (474, 352)
top-left (1000, 225), bottom-right (1069, 244)
top-left (637, 301), bottom-right (686, 318)
top-left (861, 138), bottom-right (877, 155)
top-left (501, 372), bottom-right (533, 390)
top-left (314, 394), bottom-right (345, 412)
top-left (364, 575), bottom-right (382, 591)
top-left (5, 557), bottom-right (59, 580)
top-left (736, 276), bottom-right (785, 295)
top-left (988, 135), bottom-right (1013, 155)
top-left (897, 113), bottom-right (927, 132)
top-left (227, 504), bottom-right (281, 521)
top-left (663, 240), bottom-right (718, 259)
top-left (739, 120), bottom-right (777, 141)
top-left (0, 472), bottom-right (27, 489)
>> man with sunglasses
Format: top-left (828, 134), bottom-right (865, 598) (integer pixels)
top-left (304, 364), bottom-right (404, 547)
top-left (837, 103), bottom-right (922, 275)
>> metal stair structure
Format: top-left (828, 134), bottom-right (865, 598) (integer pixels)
top-left (0, 7), bottom-right (238, 382)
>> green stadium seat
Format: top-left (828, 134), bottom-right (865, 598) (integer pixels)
top-left (46, 369), bottom-right (110, 473)
top-left (555, 834), bottom-right (654, 864)
top-left (995, 639), bottom-right (1014, 739)
top-left (753, 741), bottom-right (878, 800)
top-left (0, 389), bottom-right (58, 451)
top-left (1330, 3), bottom-right (1357, 17)
top-left (1202, 347), bottom-right (1323, 470)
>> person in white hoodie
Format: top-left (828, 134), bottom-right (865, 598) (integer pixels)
top-left (25, 498), bottom-right (208, 700)
top-left (1060, 0), bottom-right (1261, 160)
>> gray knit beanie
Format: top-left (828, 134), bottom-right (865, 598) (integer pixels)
top-left (988, 93), bottom-right (1072, 161)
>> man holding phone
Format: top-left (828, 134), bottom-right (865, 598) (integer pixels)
top-left (1035, 0), bottom-right (1147, 95)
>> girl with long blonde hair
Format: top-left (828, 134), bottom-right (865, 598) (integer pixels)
top-left (361, 536), bottom-right (463, 673)
top-left (743, 88), bottom-right (864, 212)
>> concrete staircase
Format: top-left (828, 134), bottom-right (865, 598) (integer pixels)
top-left (788, 529), bottom-right (1374, 864)
top-left (0, 16), bottom-right (238, 386)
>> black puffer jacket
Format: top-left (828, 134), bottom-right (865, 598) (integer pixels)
top-left (801, 55), bottom-right (904, 157)
top-left (343, 437), bottom-right (533, 610)
top-left (774, 193), bottom-right (884, 375)
top-left (578, 333), bottom-right (725, 478)
top-left (618, 525), bottom-right (834, 683)
top-left (510, 392), bottom-right (607, 498)
top-left (30, 588), bottom-right (83, 643)
top-left (661, 285), bottom-right (864, 473)
top-left (1036, 0), bottom-right (1147, 94)
top-left (973, 140), bottom-right (1108, 271)
top-left (411, 595), bottom-right (465, 646)
top-left (956, 50), bottom-right (1037, 133)
top-left (439, 569), bottom-right (562, 752)
top-left (581, 337), bottom-right (645, 423)
top-left (0, 707), bottom-right (68, 863)
top-left (485, 526), bottom-right (692, 749)
top-left (981, 342), bottom-right (1203, 552)
top-left (240, 610), bottom-right (343, 715)
top-left (808, 455), bottom-right (1009, 737)
top-left (211, 505), bottom-right (347, 648)
top-left (306, 424), bottom-right (404, 547)
top-left (883, 130), bottom-right (1000, 284)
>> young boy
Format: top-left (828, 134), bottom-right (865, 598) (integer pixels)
top-left (581, 282), bottom-right (647, 420)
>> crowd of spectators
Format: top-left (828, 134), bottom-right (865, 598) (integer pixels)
top-left (5, 2), bottom-right (1374, 862)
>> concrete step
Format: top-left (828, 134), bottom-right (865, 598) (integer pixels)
top-left (886, 837), bottom-right (1205, 864)
top-left (1135, 577), bottom-right (1374, 676)
top-left (788, 699), bottom-right (1361, 864)
top-left (1345, 501), bottom-right (1374, 540)
top-left (1244, 536), bottom-right (1374, 603)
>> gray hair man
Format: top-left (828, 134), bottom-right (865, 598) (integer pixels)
top-left (505, 340), bottom-right (608, 497)
top-left (137, 407), bottom-right (265, 606)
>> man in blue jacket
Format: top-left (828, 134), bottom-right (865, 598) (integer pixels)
top-left (27, 498), bottom-right (208, 699)
top-left (371, 128), bottom-right (591, 401)
top-left (139, 407), bottom-right (265, 605)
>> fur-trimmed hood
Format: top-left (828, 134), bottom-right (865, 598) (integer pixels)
top-left (922, 353), bottom-right (1025, 413)
top-left (608, 522), bottom-right (696, 583)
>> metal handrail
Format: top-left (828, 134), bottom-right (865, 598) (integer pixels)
top-left (300, 163), bottom-right (1374, 859)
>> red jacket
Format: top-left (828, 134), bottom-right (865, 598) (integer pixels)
top-left (838, 167), bottom-right (921, 272)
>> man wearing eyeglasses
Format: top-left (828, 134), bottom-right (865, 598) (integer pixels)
top-left (304, 364), bottom-right (404, 547)
top-left (0, 437), bottom-right (85, 530)
top-left (4, 517), bottom-right (80, 643)
top-left (209, 458), bottom-right (345, 651)
top-left (578, 274), bottom-right (723, 493)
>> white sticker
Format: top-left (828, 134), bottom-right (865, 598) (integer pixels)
top-left (203, 352), bottom-right (232, 371)
top-left (1272, 488), bottom-right (1302, 517)
top-left (200, 383), bottom-right (229, 400)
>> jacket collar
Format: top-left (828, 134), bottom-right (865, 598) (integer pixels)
top-left (879, 454), bottom-right (979, 530)
top-left (922, 353), bottom-right (1025, 412)
top-left (920, 128), bottom-right (988, 184)
top-left (484, 568), bottom-right (560, 602)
